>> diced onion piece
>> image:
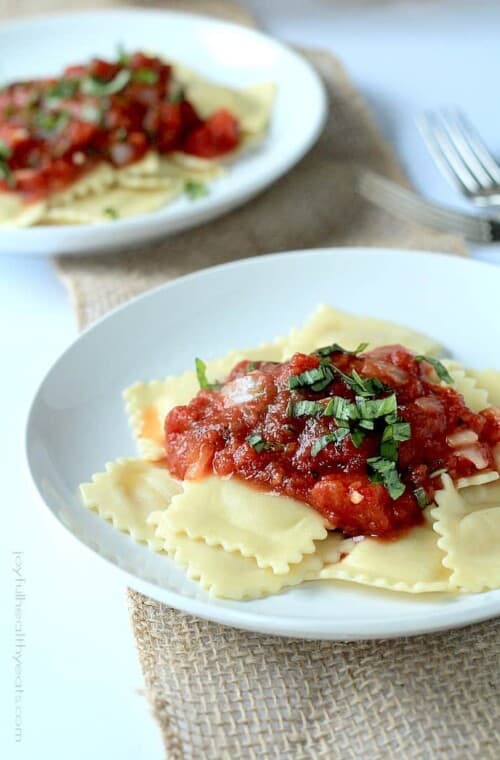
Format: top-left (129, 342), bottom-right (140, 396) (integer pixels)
top-left (414, 396), bottom-right (444, 414)
top-left (222, 375), bottom-right (262, 406)
top-left (349, 490), bottom-right (364, 505)
top-left (109, 141), bottom-right (134, 165)
top-left (457, 445), bottom-right (488, 470)
top-left (185, 442), bottom-right (214, 479)
top-left (446, 429), bottom-right (479, 448)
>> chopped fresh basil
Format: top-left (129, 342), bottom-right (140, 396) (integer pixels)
top-left (367, 456), bottom-right (406, 500)
top-left (288, 400), bottom-right (325, 417)
top-left (0, 139), bottom-right (12, 185)
top-left (288, 365), bottom-right (332, 392)
top-left (45, 78), bottom-right (79, 104)
top-left (246, 434), bottom-right (282, 453)
top-left (247, 434), bottom-right (268, 453)
top-left (35, 110), bottom-right (70, 133)
top-left (80, 104), bottom-right (103, 124)
top-left (350, 428), bottom-right (366, 448)
top-left (315, 341), bottom-right (369, 357)
top-left (380, 420), bottom-right (411, 461)
top-left (380, 437), bottom-right (398, 462)
top-left (358, 419), bottom-right (375, 431)
top-left (311, 428), bottom-right (350, 457)
top-left (0, 161), bottom-right (13, 185)
top-left (104, 207), bottom-right (119, 220)
top-left (415, 355), bottom-right (453, 384)
top-left (195, 357), bottom-right (221, 391)
top-left (414, 487), bottom-right (429, 509)
top-left (0, 140), bottom-right (12, 160)
top-left (391, 421), bottom-right (412, 441)
top-left (116, 127), bottom-right (128, 142)
top-left (323, 396), bottom-right (359, 421)
top-left (81, 69), bottom-right (131, 97)
top-left (133, 69), bottom-right (159, 85)
top-left (350, 369), bottom-right (388, 397)
top-left (185, 180), bottom-right (208, 200)
top-left (355, 393), bottom-right (397, 420)
top-left (246, 362), bottom-right (259, 372)
top-left (117, 44), bottom-right (130, 65)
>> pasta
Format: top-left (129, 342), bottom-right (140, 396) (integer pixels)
top-left (150, 476), bottom-right (328, 574)
top-left (80, 306), bottom-right (500, 600)
top-left (0, 55), bottom-right (275, 227)
top-left (80, 458), bottom-right (181, 550)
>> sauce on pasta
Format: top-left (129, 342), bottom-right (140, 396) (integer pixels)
top-left (0, 51), bottom-right (240, 202)
top-left (164, 344), bottom-right (500, 538)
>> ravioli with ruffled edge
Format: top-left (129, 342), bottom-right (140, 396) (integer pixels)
top-left (79, 305), bottom-right (500, 600)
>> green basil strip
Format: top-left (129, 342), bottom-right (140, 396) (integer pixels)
top-left (81, 69), bottom-right (131, 97)
top-left (415, 355), bottom-right (454, 384)
top-left (311, 428), bottom-right (349, 457)
top-left (195, 357), bottom-right (221, 391)
top-left (414, 486), bottom-right (429, 509)
top-left (367, 456), bottom-right (406, 500)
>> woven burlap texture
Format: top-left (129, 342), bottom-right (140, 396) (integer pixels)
top-left (129, 594), bottom-right (499, 760)
top-left (54, 48), bottom-right (467, 327)
top-left (41, 2), bottom-right (498, 758)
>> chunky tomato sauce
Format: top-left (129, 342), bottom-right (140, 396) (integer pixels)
top-left (164, 345), bottom-right (500, 538)
top-left (0, 51), bottom-right (240, 201)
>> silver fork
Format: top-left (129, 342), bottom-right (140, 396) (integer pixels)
top-left (357, 171), bottom-right (500, 243)
top-left (418, 108), bottom-right (500, 207)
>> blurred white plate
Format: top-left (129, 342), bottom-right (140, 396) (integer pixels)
top-left (0, 9), bottom-right (326, 256)
top-left (26, 248), bottom-right (500, 639)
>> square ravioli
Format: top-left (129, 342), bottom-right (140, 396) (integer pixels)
top-left (80, 305), bottom-right (500, 600)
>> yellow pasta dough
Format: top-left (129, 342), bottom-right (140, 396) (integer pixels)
top-left (443, 361), bottom-right (490, 413)
top-left (42, 183), bottom-right (183, 225)
top-left (467, 369), bottom-right (500, 406)
top-left (152, 529), bottom-right (324, 600)
top-left (80, 458), bottom-right (181, 550)
top-left (185, 81), bottom-right (275, 135)
top-left (151, 475), bottom-right (328, 574)
top-left (432, 475), bottom-right (500, 591)
top-left (320, 509), bottom-right (453, 593)
top-left (0, 193), bottom-right (46, 227)
top-left (284, 304), bottom-right (443, 356)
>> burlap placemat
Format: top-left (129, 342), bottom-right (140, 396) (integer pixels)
top-left (51, 5), bottom-right (467, 326)
top-left (14, 0), bottom-right (495, 756)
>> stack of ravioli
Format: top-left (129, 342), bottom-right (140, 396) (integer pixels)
top-left (80, 306), bottom-right (500, 599)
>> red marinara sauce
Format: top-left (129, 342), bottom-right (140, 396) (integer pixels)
top-left (0, 51), bottom-right (240, 202)
top-left (164, 345), bottom-right (500, 539)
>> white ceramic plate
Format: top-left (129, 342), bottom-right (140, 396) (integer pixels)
top-left (26, 248), bottom-right (500, 639)
top-left (0, 9), bottom-right (326, 256)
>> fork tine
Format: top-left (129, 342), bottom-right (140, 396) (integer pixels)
top-left (418, 113), bottom-right (481, 196)
top-left (452, 109), bottom-right (500, 184)
top-left (439, 109), bottom-right (494, 190)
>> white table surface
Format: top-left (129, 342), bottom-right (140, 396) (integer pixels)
top-left (2, 2), bottom-right (499, 758)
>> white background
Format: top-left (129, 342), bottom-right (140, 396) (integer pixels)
top-left (2, 1), bottom-right (499, 758)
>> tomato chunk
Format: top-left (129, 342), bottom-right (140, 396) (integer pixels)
top-left (182, 109), bottom-right (239, 158)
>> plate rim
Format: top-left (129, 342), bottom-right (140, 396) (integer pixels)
top-left (25, 247), bottom-right (500, 639)
top-left (0, 8), bottom-right (327, 255)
